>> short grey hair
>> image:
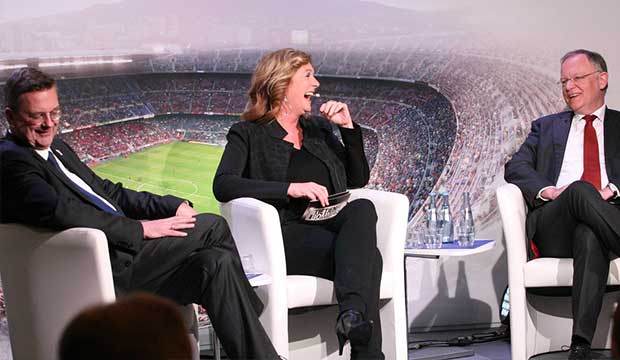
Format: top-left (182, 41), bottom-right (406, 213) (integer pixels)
top-left (561, 49), bottom-right (607, 73)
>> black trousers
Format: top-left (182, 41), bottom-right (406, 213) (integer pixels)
top-left (126, 213), bottom-right (279, 360)
top-left (531, 181), bottom-right (620, 343)
top-left (282, 199), bottom-right (384, 360)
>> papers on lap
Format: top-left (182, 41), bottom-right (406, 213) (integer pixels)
top-left (302, 191), bottom-right (351, 222)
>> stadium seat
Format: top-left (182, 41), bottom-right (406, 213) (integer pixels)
top-left (496, 184), bottom-right (620, 359)
top-left (220, 188), bottom-right (408, 360)
top-left (0, 224), bottom-right (200, 360)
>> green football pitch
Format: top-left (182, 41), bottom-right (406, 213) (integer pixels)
top-left (92, 141), bottom-right (224, 214)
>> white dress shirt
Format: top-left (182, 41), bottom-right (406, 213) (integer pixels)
top-left (538, 104), bottom-right (618, 200)
top-left (556, 104), bottom-right (608, 188)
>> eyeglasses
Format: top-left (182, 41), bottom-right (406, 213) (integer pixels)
top-left (19, 109), bottom-right (62, 124)
top-left (558, 71), bottom-right (601, 87)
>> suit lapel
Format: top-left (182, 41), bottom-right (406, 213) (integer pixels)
top-left (29, 144), bottom-right (84, 197)
top-left (604, 107), bottom-right (620, 179)
top-left (552, 111), bottom-right (573, 184)
top-left (50, 143), bottom-right (89, 184)
top-left (48, 142), bottom-right (121, 214)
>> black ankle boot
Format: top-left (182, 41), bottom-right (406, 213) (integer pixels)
top-left (335, 310), bottom-right (374, 355)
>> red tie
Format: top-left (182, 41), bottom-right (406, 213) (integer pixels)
top-left (581, 114), bottom-right (601, 189)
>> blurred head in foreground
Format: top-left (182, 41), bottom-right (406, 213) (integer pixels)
top-left (59, 292), bottom-right (192, 360)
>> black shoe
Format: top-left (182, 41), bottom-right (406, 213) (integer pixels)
top-left (335, 310), bottom-right (374, 356)
top-left (567, 343), bottom-right (591, 360)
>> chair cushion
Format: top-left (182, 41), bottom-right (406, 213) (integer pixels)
top-left (524, 257), bottom-right (620, 287)
top-left (286, 271), bottom-right (394, 309)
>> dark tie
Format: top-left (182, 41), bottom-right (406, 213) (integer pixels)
top-left (580, 114), bottom-right (601, 190)
top-left (47, 151), bottom-right (122, 216)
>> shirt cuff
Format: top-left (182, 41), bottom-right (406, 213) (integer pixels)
top-left (339, 121), bottom-right (361, 133)
top-left (608, 183), bottom-right (619, 198)
top-left (537, 186), bottom-right (555, 201)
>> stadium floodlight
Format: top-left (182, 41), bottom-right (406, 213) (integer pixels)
top-left (0, 64), bottom-right (28, 71)
top-left (39, 59), bottom-right (133, 68)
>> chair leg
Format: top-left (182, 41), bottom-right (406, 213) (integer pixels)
top-left (379, 296), bottom-right (408, 360)
top-left (509, 285), bottom-right (528, 360)
top-left (210, 328), bottom-right (221, 360)
top-left (256, 285), bottom-right (289, 358)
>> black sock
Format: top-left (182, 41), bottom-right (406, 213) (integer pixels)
top-left (571, 335), bottom-right (590, 346)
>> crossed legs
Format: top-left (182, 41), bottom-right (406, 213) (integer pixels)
top-left (532, 181), bottom-right (620, 342)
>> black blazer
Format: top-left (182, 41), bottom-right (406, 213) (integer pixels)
top-left (504, 107), bottom-right (620, 240)
top-left (213, 116), bottom-right (369, 219)
top-left (0, 133), bottom-right (185, 289)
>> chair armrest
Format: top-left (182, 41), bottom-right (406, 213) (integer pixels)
top-left (0, 224), bottom-right (116, 302)
top-left (349, 189), bottom-right (409, 275)
top-left (495, 183), bottom-right (528, 268)
top-left (0, 224), bottom-right (116, 359)
top-left (219, 198), bottom-right (287, 284)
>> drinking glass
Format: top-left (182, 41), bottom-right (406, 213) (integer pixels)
top-left (424, 220), bottom-right (442, 249)
top-left (455, 219), bottom-right (475, 247)
top-left (408, 229), bottom-right (425, 249)
top-left (241, 254), bottom-right (256, 274)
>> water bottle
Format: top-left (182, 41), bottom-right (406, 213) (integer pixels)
top-left (426, 192), bottom-right (438, 226)
top-left (439, 191), bottom-right (454, 244)
top-left (456, 192), bottom-right (475, 247)
top-left (424, 192), bottom-right (441, 249)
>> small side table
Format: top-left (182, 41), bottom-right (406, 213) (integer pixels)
top-left (404, 240), bottom-right (496, 359)
top-left (405, 239), bottom-right (496, 259)
top-left (247, 273), bottom-right (272, 288)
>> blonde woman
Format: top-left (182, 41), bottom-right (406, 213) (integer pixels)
top-left (214, 48), bottom-right (384, 359)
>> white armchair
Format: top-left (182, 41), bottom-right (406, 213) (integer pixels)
top-left (0, 224), bottom-right (201, 360)
top-left (496, 183), bottom-right (620, 359)
top-left (0, 224), bottom-right (116, 360)
top-left (220, 188), bottom-right (409, 359)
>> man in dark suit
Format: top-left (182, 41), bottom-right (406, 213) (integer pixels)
top-left (505, 49), bottom-right (620, 360)
top-left (0, 67), bottom-right (280, 360)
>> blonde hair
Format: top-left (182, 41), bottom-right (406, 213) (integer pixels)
top-left (242, 48), bottom-right (312, 122)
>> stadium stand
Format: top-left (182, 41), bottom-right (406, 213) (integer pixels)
top-left (1, 71), bottom-right (449, 220)
top-left (0, 41), bottom-right (565, 230)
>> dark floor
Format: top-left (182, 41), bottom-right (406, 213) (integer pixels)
top-left (408, 328), bottom-right (511, 360)
top-left (197, 328), bottom-right (513, 360)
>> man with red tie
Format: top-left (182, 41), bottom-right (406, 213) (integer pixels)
top-left (505, 49), bottom-right (620, 360)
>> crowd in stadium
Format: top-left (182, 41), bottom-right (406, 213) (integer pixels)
top-left (155, 114), bottom-right (238, 145)
top-left (62, 120), bottom-right (172, 161)
top-left (0, 41), bottom-right (565, 228)
top-left (0, 287), bottom-right (4, 319)
top-left (0, 71), bottom-right (454, 220)
top-left (129, 45), bottom-right (563, 225)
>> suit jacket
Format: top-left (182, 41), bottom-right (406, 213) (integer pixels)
top-left (0, 133), bottom-right (185, 289)
top-left (212, 116), bottom-right (369, 221)
top-left (504, 107), bottom-right (620, 243)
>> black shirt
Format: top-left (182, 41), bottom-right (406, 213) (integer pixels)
top-left (284, 146), bottom-right (335, 222)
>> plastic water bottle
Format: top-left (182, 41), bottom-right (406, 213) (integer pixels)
top-left (439, 191), bottom-right (454, 244)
